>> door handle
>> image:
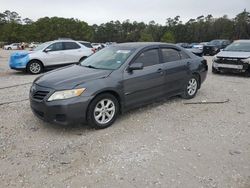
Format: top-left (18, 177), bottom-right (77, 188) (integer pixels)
top-left (156, 68), bottom-right (164, 75)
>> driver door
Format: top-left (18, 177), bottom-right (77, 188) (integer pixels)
top-left (123, 48), bottom-right (165, 108)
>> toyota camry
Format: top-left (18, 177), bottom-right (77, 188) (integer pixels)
top-left (30, 42), bottom-right (208, 129)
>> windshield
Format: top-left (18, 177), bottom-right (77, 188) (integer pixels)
top-left (33, 42), bottom-right (51, 51)
top-left (80, 46), bottom-right (135, 70)
top-left (224, 41), bottom-right (250, 52)
top-left (208, 40), bottom-right (222, 45)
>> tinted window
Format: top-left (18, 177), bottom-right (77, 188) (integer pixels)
top-left (161, 48), bottom-right (181, 62)
top-left (64, 42), bottom-right (80, 50)
top-left (46, 42), bottom-right (63, 51)
top-left (134, 49), bottom-right (159, 67)
top-left (80, 42), bottom-right (93, 48)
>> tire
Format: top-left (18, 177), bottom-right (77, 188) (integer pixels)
top-left (27, 60), bottom-right (43, 74)
top-left (212, 67), bottom-right (220, 74)
top-left (87, 93), bottom-right (119, 129)
top-left (181, 75), bottom-right (199, 99)
top-left (8, 47), bottom-right (11, 50)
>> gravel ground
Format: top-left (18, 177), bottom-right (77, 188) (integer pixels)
top-left (0, 49), bottom-right (249, 188)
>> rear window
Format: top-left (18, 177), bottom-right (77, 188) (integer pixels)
top-left (80, 42), bottom-right (93, 48)
top-left (63, 42), bottom-right (80, 50)
top-left (161, 48), bottom-right (181, 62)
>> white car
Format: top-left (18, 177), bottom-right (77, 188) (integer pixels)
top-left (29, 42), bottom-right (41, 48)
top-left (91, 43), bottom-right (103, 50)
top-left (9, 40), bottom-right (94, 74)
top-left (4, 43), bottom-right (20, 50)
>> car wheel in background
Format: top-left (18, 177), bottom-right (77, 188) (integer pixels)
top-left (8, 47), bottom-right (11, 50)
top-left (87, 93), bottom-right (119, 129)
top-left (181, 75), bottom-right (199, 99)
top-left (27, 60), bottom-right (43, 74)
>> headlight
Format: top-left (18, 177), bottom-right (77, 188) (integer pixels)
top-left (242, 58), bottom-right (250, 64)
top-left (47, 88), bottom-right (86, 101)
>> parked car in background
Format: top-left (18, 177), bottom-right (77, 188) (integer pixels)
top-left (187, 48), bottom-right (203, 57)
top-left (3, 43), bottom-right (21, 50)
top-left (9, 40), bottom-right (94, 74)
top-left (29, 42), bottom-right (41, 49)
top-left (29, 42), bottom-right (208, 129)
top-left (192, 42), bottom-right (207, 51)
top-left (91, 43), bottom-right (104, 50)
top-left (78, 41), bottom-right (96, 53)
top-left (203, 39), bottom-right (231, 56)
top-left (176, 43), bottom-right (190, 48)
top-left (212, 40), bottom-right (250, 75)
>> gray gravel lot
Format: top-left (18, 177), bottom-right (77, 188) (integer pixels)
top-left (0, 49), bottom-right (249, 188)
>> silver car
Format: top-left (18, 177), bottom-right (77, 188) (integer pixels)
top-left (9, 40), bottom-right (94, 74)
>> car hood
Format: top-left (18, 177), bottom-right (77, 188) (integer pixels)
top-left (216, 51), bottom-right (250, 59)
top-left (35, 65), bottom-right (112, 90)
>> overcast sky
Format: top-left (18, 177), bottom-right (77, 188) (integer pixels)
top-left (0, 0), bottom-right (249, 25)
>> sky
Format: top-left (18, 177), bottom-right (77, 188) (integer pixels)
top-left (0, 0), bottom-right (249, 25)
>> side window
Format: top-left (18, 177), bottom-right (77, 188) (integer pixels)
top-left (64, 42), bottom-right (81, 50)
top-left (179, 50), bottom-right (190, 60)
top-left (46, 42), bottom-right (63, 51)
top-left (134, 49), bottom-right (159, 67)
top-left (161, 48), bottom-right (181, 62)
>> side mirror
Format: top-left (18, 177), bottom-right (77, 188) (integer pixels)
top-left (44, 48), bottom-right (52, 53)
top-left (128, 63), bottom-right (143, 72)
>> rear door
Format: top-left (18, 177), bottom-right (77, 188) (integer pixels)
top-left (160, 47), bottom-right (190, 94)
top-left (42, 42), bottom-right (66, 66)
top-left (63, 42), bottom-right (83, 63)
top-left (123, 48), bottom-right (165, 108)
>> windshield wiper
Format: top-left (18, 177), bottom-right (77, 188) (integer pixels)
top-left (82, 65), bottom-right (98, 69)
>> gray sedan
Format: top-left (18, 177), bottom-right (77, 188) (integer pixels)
top-left (30, 42), bottom-right (208, 129)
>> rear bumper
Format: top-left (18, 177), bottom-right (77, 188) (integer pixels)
top-left (30, 95), bottom-right (93, 125)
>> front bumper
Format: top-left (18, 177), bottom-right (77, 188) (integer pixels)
top-left (30, 93), bottom-right (93, 126)
top-left (212, 61), bottom-right (249, 73)
top-left (9, 53), bottom-right (29, 70)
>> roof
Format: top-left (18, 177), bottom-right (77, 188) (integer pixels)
top-left (115, 42), bottom-right (174, 49)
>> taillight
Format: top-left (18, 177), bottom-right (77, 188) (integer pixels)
top-left (92, 48), bottom-right (96, 53)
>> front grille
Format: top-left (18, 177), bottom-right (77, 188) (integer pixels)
top-left (33, 90), bottom-right (50, 101)
top-left (216, 58), bottom-right (244, 65)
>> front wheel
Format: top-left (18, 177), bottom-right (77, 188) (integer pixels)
top-left (27, 60), bottom-right (43, 74)
top-left (181, 76), bottom-right (199, 99)
top-left (87, 93), bottom-right (119, 129)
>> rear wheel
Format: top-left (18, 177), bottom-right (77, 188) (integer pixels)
top-left (181, 75), bottom-right (199, 99)
top-left (27, 60), bottom-right (43, 74)
top-left (87, 93), bottom-right (119, 129)
top-left (8, 47), bottom-right (11, 50)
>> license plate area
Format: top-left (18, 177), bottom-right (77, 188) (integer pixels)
top-left (213, 63), bottom-right (243, 69)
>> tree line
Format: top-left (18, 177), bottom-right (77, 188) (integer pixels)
top-left (0, 10), bottom-right (249, 44)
